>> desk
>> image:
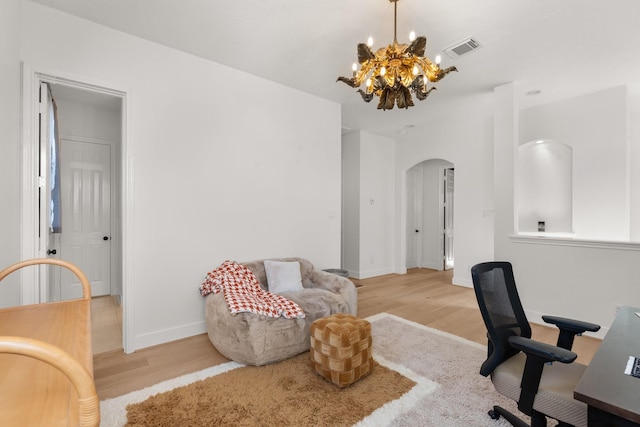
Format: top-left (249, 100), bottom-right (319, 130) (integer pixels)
top-left (575, 306), bottom-right (640, 426)
top-left (0, 259), bottom-right (99, 427)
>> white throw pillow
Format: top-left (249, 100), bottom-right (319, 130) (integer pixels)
top-left (264, 260), bottom-right (304, 294)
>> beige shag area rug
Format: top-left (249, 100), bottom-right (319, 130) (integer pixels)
top-left (125, 355), bottom-right (415, 426)
top-left (101, 313), bottom-right (528, 426)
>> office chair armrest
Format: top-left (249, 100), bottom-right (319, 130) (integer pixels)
top-left (542, 315), bottom-right (600, 333)
top-left (508, 336), bottom-right (577, 364)
top-left (508, 335), bottom-right (577, 416)
top-left (542, 315), bottom-right (601, 350)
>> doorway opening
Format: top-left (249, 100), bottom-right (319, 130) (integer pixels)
top-left (405, 159), bottom-right (454, 271)
top-left (22, 70), bottom-right (127, 353)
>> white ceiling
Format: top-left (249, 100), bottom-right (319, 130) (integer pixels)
top-left (30, 0), bottom-right (640, 137)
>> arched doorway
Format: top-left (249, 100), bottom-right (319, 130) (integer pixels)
top-left (406, 159), bottom-right (454, 270)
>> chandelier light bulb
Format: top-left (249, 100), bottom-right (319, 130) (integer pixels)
top-left (435, 54), bottom-right (442, 65)
top-left (412, 65), bottom-right (419, 76)
top-left (380, 66), bottom-right (386, 76)
top-left (366, 78), bottom-right (372, 87)
top-left (367, 36), bottom-right (374, 47)
top-left (352, 63), bottom-right (358, 72)
top-left (409, 31), bottom-right (416, 41)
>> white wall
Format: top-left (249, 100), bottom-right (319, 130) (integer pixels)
top-left (359, 132), bottom-right (395, 278)
top-left (341, 132), bottom-right (360, 275)
top-left (520, 86), bottom-right (629, 240)
top-left (496, 83), bottom-right (640, 336)
top-left (341, 131), bottom-right (395, 279)
top-left (0, 0), bottom-right (22, 308)
top-left (629, 82), bottom-right (640, 241)
top-left (8, 0), bottom-right (640, 346)
top-left (518, 141), bottom-right (573, 234)
top-left (18, 1), bottom-right (342, 350)
top-left (359, 82), bottom-right (639, 335)
top-left (55, 97), bottom-right (121, 142)
top-left (494, 83), bottom-right (520, 258)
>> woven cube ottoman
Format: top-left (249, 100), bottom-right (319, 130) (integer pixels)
top-left (309, 313), bottom-right (373, 387)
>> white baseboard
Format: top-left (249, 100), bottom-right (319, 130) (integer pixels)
top-left (348, 266), bottom-right (395, 280)
top-left (421, 261), bottom-right (442, 270)
top-left (452, 275), bottom-right (472, 288)
top-left (134, 320), bottom-right (208, 351)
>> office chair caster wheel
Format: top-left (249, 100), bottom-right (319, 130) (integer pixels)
top-left (488, 409), bottom-right (501, 420)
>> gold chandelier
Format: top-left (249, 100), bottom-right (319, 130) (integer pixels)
top-left (337, 0), bottom-right (457, 110)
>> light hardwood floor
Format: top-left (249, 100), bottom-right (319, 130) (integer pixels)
top-left (91, 296), bottom-right (123, 354)
top-left (93, 268), bottom-right (601, 400)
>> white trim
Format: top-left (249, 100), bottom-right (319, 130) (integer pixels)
top-left (121, 91), bottom-right (135, 354)
top-left (452, 275), bottom-right (472, 288)
top-left (134, 321), bottom-right (207, 351)
top-left (511, 234), bottom-right (640, 251)
top-left (38, 82), bottom-right (51, 303)
top-left (395, 169), bottom-right (408, 274)
top-left (20, 63), bottom-right (41, 304)
top-left (395, 266), bottom-right (408, 275)
top-left (422, 261), bottom-right (442, 270)
top-left (437, 165), bottom-right (447, 271)
top-left (349, 266), bottom-right (396, 280)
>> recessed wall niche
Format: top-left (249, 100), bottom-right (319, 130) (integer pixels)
top-left (518, 86), bottom-right (630, 241)
top-left (517, 140), bottom-right (573, 235)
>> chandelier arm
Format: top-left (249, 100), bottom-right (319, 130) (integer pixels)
top-left (336, 76), bottom-right (358, 88)
top-left (434, 66), bottom-right (458, 81)
top-left (415, 57), bottom-right (439, 80)
top-left (357, 89), bottom-right (375, 103)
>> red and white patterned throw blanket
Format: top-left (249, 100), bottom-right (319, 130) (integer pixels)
top-left (200, 260), bottom-right (305, 319)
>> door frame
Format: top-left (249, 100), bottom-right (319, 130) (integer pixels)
top-left (21, 63), bottom-right (135, 353)
top-left (441, 166), bottom-right (454, 270)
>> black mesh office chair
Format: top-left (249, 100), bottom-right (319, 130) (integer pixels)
top-left (471, 262), bottom-right (600, 427)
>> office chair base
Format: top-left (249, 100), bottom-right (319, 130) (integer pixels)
top-left (488, 406), bottom-right (530, 427)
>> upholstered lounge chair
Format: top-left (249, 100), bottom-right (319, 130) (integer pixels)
top-left (204, 257), bottom-right (357, 366)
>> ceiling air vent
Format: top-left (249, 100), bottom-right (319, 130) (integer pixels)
top-left (444, 37), bottom-right (481, 59)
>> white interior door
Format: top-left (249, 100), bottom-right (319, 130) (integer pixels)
top-left (406, 166), bottom-right (422, 269)
top-left (60, 139), bottom-right (111, 299)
